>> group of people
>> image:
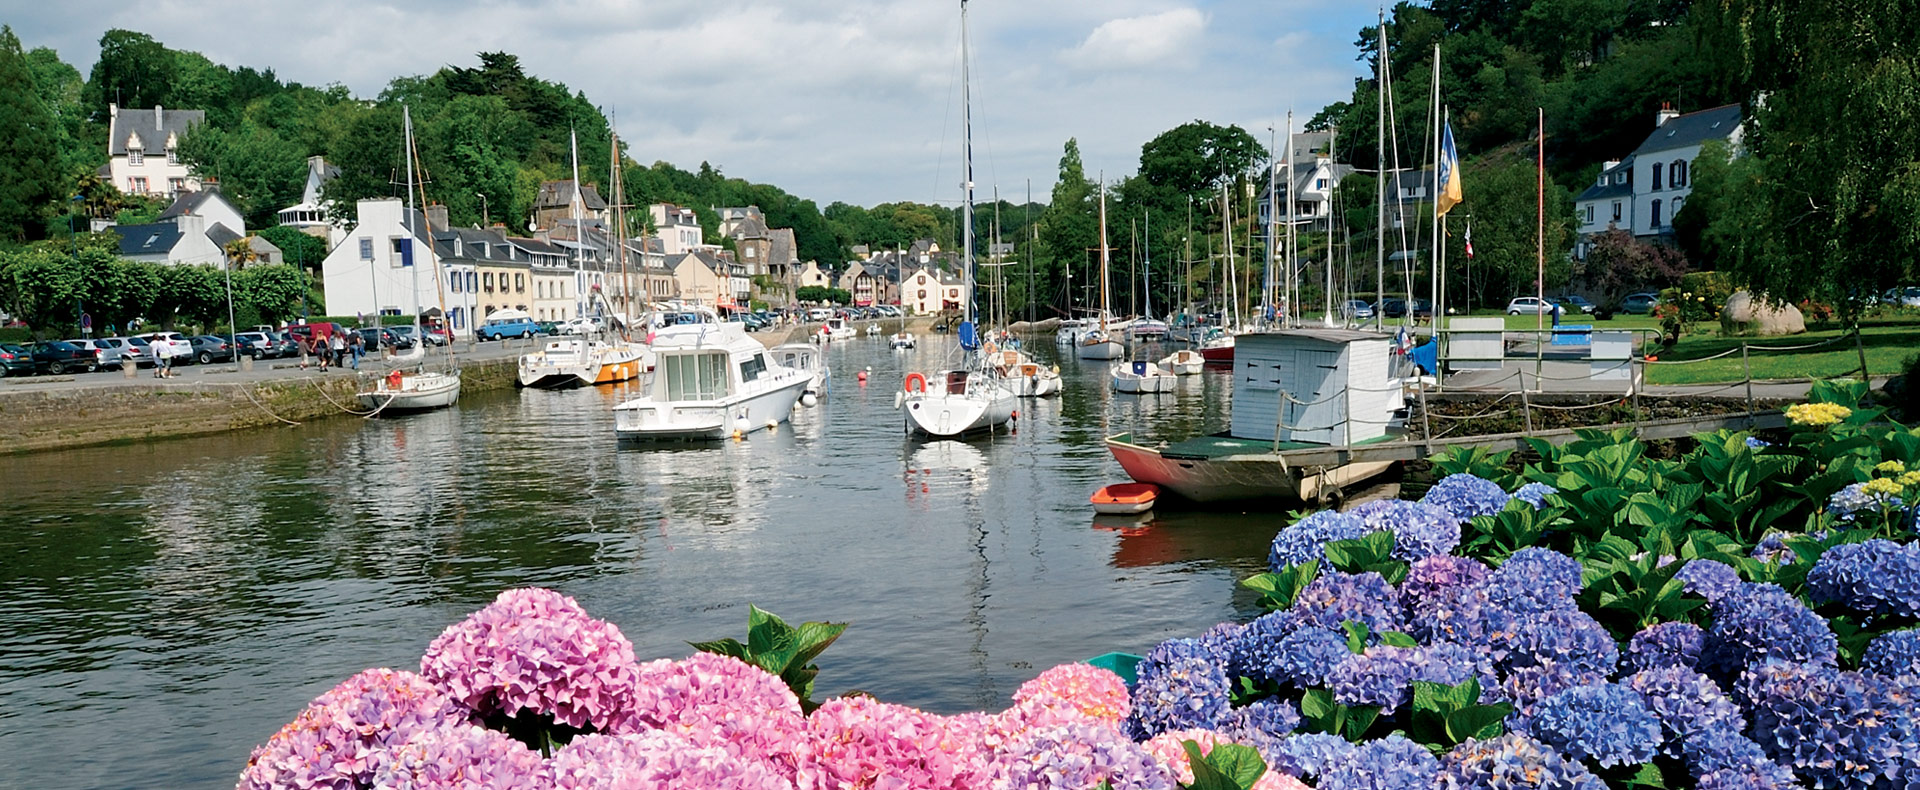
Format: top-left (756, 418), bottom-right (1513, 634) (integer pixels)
top-left (299, 331), bottom-right (366, 372)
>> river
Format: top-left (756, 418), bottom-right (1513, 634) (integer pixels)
top-left (0, 334), bottom-right (1286, 789)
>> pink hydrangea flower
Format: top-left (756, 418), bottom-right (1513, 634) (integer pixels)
top-left (1141, 729), bottom-right (1310, 790)
top-left (551, 731), bottom-right (793, 790)
top-left (374, 724), bottom-right (548, 790)
top-left (419, 588), bottom-right (642, 733)
top-left (796, 695), bottom-right (986, 790)
top-left (626, 652), bottom-right (807, 776)
top-left (237, 668), bottom-right (464, 790)
top-left (1005, 663), bottom-right (1131, 730)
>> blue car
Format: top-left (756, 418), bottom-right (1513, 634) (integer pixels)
top-left (477, 318), bottom-right (541, 341)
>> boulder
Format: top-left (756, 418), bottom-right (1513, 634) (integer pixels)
top-left (1721, 290), bottom-right (1806, 336)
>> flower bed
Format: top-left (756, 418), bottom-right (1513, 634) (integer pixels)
top-left (240, 379), bottom-right (1920, 790)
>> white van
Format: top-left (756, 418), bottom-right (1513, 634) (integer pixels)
top-left (806, 308), bottom-right (833, 321)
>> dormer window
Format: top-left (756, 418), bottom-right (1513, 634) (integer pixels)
top-left (129, 149), bottom-right (144, 167)
top-left (166, 146), bottom-right (179, 166)
top-left (1615, 172), bottom-right (1625, 185)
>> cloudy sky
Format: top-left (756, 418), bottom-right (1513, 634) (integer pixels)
top-left (11, 0), bottom-right (1377, 207)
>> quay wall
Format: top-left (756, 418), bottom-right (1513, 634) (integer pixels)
top-left (0, 357), bottom-right (519, 456)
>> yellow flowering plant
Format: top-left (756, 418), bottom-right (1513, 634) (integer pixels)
top-left (1787, 402), bottom-right (1853, 428)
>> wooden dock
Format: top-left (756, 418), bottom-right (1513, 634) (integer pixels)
top-left (1255, 409), bottom-right (1788, 467)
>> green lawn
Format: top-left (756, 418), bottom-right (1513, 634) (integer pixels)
top-left (1644, 319), bottom-right (1920, 385)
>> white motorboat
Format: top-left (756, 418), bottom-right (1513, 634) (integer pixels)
top-left (1160, 349), bottom-right (1204, 375)
top-left (518, 338), bottom-right (595, 389)
top-left (1129, 319), bottom-right (1170, 339)
top-left (815, 317), bottom-right (857, 343)
top-left (1077, 331), bottom-right (1125, 360)
top-left (891, 332), bottom-right (916, 349)
top-left (581, 341), bottom-right (650, 386)
top-left (359, 368), bottom-right (462, 412)
top-left (1111, 359), bottom-right (1176, 394)
top-left (771, 343), bottom-right (830, 400)
top-left (614, 322), bottom-right (809, 441)
top-left (988, 349), bottom-right (1061, 398)
top-left (866, 323), bottom-right (882, 336)
top-left (1056, 318), bottom-right (1090, 346)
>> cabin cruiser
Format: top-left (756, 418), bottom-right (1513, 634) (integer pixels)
top-left (771, 343), bottom-right (829, 401)
top-left (1159, 349), bottom-right (1204, 375)
top-left (614, 322), bottom-right (808, 441)
top-left (518, 337), bottom-right (651, 389)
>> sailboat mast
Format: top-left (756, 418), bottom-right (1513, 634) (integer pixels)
top-left (1025, 179), bottom-right (1034, 326)
top-left (1097, 180), bottom-right (1110, 333)
top-left (402, 106), bottom-right (421, 328)
top-left (1143, 209), bottom-right (1152, 320)
top-left (569, 127), bottom-right (586, 319)
top-left (1222, 180), bottom-right (1236, 330)
top-left (960, 0), bottom-right (975, 328)
top-left (1266, 125), bottom-right (1278, 327)
top-left (1327, 123), bottom-right (1338, 323)
top-left (1375, 7), bottom-right (1387, 331)
top-left (611, 129), bottom-right (634, 332)
top-left (1284, 109), bottom-right (1299, 326)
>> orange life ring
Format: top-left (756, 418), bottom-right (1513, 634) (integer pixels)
top-left (904, 372), bottom-right (928, 393)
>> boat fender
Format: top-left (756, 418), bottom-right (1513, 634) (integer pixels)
top-left (767, 419), bottom-right (780, 431)
top-left (802, 392), bottom-right (819, 408)
top-left (904, 372), bottom-right (928, 393)
top-left (893, 390), bottom-right (904, 410)
top-left (386, 370), bottom-right (404, 391)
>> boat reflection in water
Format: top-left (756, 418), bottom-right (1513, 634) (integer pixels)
top-left (1090, 510), bottom-right (1278, 571)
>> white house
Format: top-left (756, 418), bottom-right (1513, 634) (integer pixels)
top-left (111, 214), bottom-right (227, 266)
top-left (1627, 104), bottom-right (1743, 237)
top-left (1573, 157), bottom-right (1635, 258)
top-left (797, 261), bottom-right (832, 290)
top-left (649, 203), bottom-right (705, 255)
top-left (901, 266), bottom-right (967, 316)
top-left (157, 187), bottom-right (245, 239)
top-left (1257, 145), bottom-right (1355, 232)
top-left (276, 156), bottom-right (342, 246)
top-left (320, 198), bottom-right (440, 319)
top-left (103, 103), bottom-right (204, 200)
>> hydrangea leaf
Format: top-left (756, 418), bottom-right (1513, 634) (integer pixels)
top-left (1380, 631), bottom-right (1418, 649)
top-left (1443, 704), bottom-right (1511, 743)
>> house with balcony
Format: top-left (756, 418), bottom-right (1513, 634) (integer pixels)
top-left (276, 156), bottom-right (342, 246)
top-left (102, 103), bottom-right (204, 199)
top-left (1256, 136), bottom-right (1355, 234)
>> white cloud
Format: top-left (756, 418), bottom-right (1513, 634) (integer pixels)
top-left (1061, 8), bottom-right (1208, 71)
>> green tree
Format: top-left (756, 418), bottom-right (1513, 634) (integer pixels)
top-left (236, 264), bottom-right (308, 324)
top-left (259, 226), bottom-right (326, 270)
top-left (1453, 147), bottom-right (1576, 307)
top-left (1133, 120), bottom-right (1265, 216)
top-left (177, 118), bottom-right (306, 226)
top-left (0, 245), bottom-right (80, 332)
top-left (83, 29), bottom-right (175, 122)
top-left (1581, 228), bottom-right (1688, 309)
top-left (1037, 139), bottom-right (1097, 315)
top-left (0, 26), bottom-right (65, 243)
top-left (24, 46), bottom-right (92, 179)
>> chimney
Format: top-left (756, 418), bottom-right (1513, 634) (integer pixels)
top-left (1655, 103), bottom-right (1680, 127)
top-left (155, 104), bottom-right (165, 131)
top-left (425, 204), bottom-right (449, 231)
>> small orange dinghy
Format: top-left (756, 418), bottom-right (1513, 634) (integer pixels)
top-left (1091, 483), bottom-right (1160, 515)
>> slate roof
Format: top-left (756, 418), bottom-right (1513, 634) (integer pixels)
top-left (112, 223), bottom-right (184, 256)
top-left (157, 188), bottom-right (235, 221)
top-left (1575, 156), bottom-right (1635, 202)
top-left (768, 228), bottom-right (797, 263)
top-left (729, 215), bottom-right (770, 238)
top-left (532, 180), bottom-right (608, 211)
top-left (1633, 105), bottom-right (1743, 156)
top-left (204, 222), bottom-right (242, 249)
top-left (108, 105), bottom-right (206, 155)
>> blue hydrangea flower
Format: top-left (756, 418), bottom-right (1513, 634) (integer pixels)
top-left (1511, 482), bottom-right (1558, 509)
top-left (1422, 474), bottom-right (1512, 523)
top-left (1701, 583), bottom-right (1838, 677)
top-left (1411, 584), bottom-right (1517, 653)
top-left (1675, 559), bottom-right (1742, 604)
top-left (1827, 482), bottom-right (1903, 522)
top-left (1292, 571), bottom-right (1406, 635)
top-left (1269, 509), bottom-right (1370, 571)
top-left (1267, 626), bottom-right (1354, 689)
top-left (1318, 733), bottom-right (1441, 790)
top-left (1806, 539), bottom-right (1920, 618)
top-left (1269, 733), bottom-right (1357, 780)
top-left (1625, 621), bottom-right (1706, 672)
top-left (1125, 655), bottom-right (1231, 738)
top-left (1744, 436), bottom-right (1771, 449)
top-left (1525, 683), bottom-right (1664, 768)
top-left (1500, 609), bottom-right (1619, 676)
top-left (1138, 637), bottom-right (1226, 687)
top-left (1328, 645), bottom-right (1419, 711)
top-left (1438, 732), bottom-right (1607, 790)
top-left (1198, 621), bottom-right (1247, 662)
top-left (1402, 555), bottom-right (1492, 615)
top-left (1696, 766), bottom-right (1799, 790)
top-left (1348, 498), bottom-right (1461, 560)
top-left (1228, 611), bottom-right (1302, 684)
top-left (1737, 660), bottom-right (1920, 789)
top-left (1624, 666), bottom-right (1745, 753)
top-left (1862, 630), bottom-right (1920, 679)
top-left (1749, 533), bottom-right (1797, 566)
top-left (1222, 697), bottom-right (1299, 743)
top-left (1486, 548), bottom-right (1585, 614)
top-left (1684, 729), bottom-right (1797, 787)
top-left (1411, 640), bottom-right (1494, 692)
top-left (1496, 664), bottom-right (1610, 734)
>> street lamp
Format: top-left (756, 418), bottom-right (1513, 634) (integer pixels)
top-left (475, 193), bottom-right (489, 227)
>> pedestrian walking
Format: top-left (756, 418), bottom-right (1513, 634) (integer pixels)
top-left (348, 332), bottom-right (364, 370)
top-left (330, 332), bottom-right (346, 370)
top-left (151, 338), bottom-right (167, 378)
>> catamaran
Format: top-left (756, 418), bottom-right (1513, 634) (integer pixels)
top-left (898, 0), bottom-right (1016, 438)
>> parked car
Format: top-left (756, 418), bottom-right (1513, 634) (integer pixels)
top-left (0, 343), bottom-right (35, 376)
top-left (186, 335), bottom-right (237, 364)
top-left (1340, 299), bottom-right (1375, 320)
top-left (64, 339), bottom-right (125, 370)
top-left (97, 336), bottom-right (155, 368)
top-left (1881, 286), bottom-right (1920, 308)
top-left (285, 322), bottom-right (351, 349)
top-left (1505, 296), bottom-right (1554, 315)
top-left (477, 316), bottom-right (542, 341)
top-left (228, 331), bottom-right (286, 359)
top-left (556, 317), bottom-right (603, 335)
top-left (389, 325), bottom-right (446, 346)
top-left (1556, 295), bottom-right (1598, 314)
top-left (30, 340), bottom-right (99, 374)
top-left (135, 331), bottom-right (195, 362)
top-left (1621, 292), bottom-right (1661, 314)
top-left (807, 308), bottom-right (833, 321)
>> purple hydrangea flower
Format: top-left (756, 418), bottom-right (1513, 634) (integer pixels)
top-left (1625, 622), bottom-right (1706, 672)
top-left (1268, 626), bottom-right (1355, 689)
top-left (237, 668), bottom-right (466, 790)
top-left (1511, 482), bottom-right (1558, 509)
top-left (1402, 555), bottom-right (1492, 616)
top-left (418, 588), bottom-right (642, 734)
top-left (1525, 683), bottom-right (1664, 768)
top-left (1126, 655), bottom-right (1232, 738)
top-left (1624, 666), bottom-right (1745, 753)
top-left (1328, 645), bottom-right (1419, 710)
top-left (995, 720), bottom-right (1178, 790)
top-left (1438, 732), bottom-right (1607, 790)
top-left (1422, 474), bottom-right (1512, 523)
top-left (551, 730), bottom-right (789, 790)
top-left (1228, 611), bottom-right (1301, 683)
top-left (1221, 698), bottom-right (1300, 758)
top-left (1701, 583), bottom-right (1837, 677)
top-left (1500, 609), bottom-right (1619, 676)
top-left (1737, 660), bottom-right (1920, 789)
top-left (1269, 510), bottom-right (1370, 570)
top-left (1862, 630), bottom-right (1920, 679)
top-left (1486, 548), bottom-right (1584, 614)
top-left (1269, 732), bottom-right (1357, 780)
top-left (1749, 533), bottom-right (1797, 566)
top-left (1827, 482), bottom-right (1903, 521)
top-left (1683, 729), bottom-right (1797, 787)
top-left (1138, 637), bottom-right (1227, 688)
top-left (1806, 539), bottom-right (1920, 618)
top-left (377, 724), bottom-right (548, 790)
top-left (1292, 571), bottom-right (1406, 635)
top-left (1319, 733), bottom-right (1442, 790)
top-left (1348, 498), bottom-right (1461, 560)
top-left (1675, 559), bottom-right (1742, 604)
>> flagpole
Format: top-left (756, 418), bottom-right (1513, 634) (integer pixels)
top-left (1430, 43), bottom-right (1441, 341)
top-left (1536, 107), bottom-right (1546, 390)
top-left (1439, 106), bottom-right (1449, 331)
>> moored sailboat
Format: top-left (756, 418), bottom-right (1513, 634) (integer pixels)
top-left (1076, 187), bottom-right (1126, 361)
top-left (357, 105), bottom-right (461, 414)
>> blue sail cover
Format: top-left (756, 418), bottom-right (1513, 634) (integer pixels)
top-left (958, 321), bottom-right (980, 350)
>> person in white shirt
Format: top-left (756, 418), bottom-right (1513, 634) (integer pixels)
top-left (151, 338), bottom-right (171, 378)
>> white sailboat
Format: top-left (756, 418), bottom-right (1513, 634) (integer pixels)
top-left (988, 348), bottom-right (1060, 397)
top-left (1076, 187), bottom-right (1126, 361)
top-left (1159, 348), bottom-right (1204, 375)
top-left (899, 0), bottom-right (1016, 438)
top-left (357, 105), bottom-right (461, 413)
top-left (1111, 359), bottom-right (1175, 394)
